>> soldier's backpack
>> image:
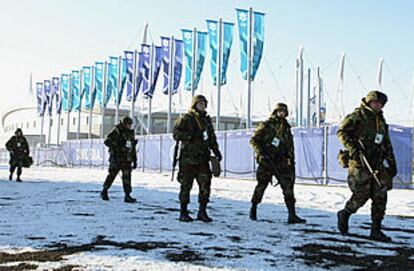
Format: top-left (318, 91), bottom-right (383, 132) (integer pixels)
top-left (338, 149), bottom-right (350, 168)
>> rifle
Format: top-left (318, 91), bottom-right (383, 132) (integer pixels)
top-left (357, 140), bottom-right (384, 190)
top-left (261, 148), bottom-right (291, 187)
top-left (171, 140), bottom-right (181, 182)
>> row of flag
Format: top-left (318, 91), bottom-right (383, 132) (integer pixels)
top-left (36, 8), bottom-right (265, 117)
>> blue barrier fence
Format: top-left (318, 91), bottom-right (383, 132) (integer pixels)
top-left (4, 125), bottom-right (411, 188)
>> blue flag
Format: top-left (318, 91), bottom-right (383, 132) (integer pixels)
top-left (71, 71), bottom-right (81, 111)
top-left (52, 77), bottom-right (61, 114)
top-left (221, 22), bottom-right (234, 85)
top-left (236, 8), bottom-right (248, 80)
top-left (61, 74), bottom-right (70, 112)
top-left (147, 46), bottom-right (162, 98)
top-left (134, 52), bottom-right (145, 100)
top-left (124, 51), bottom-right (135, 101)
top-left (44, 80), bottom-right (52, 115)
top-left (95, 62), bottom-right (105, 108)
top-left (161, 36), bottom-right (172, 95)
top-left (173, 39), bottom-right (183, 91)
top-left (118, 58), bottom-right (127, 105)
top-left (36, 82), bottom-right (45, 116)
top-left (141, 44), bottom-right (151, 96)
top-left (206, 20), bottom-right (218, 85)
top-left (181, 29), bottom-right (193, 91)
top-left (252, 12), bottom-right (264, 80)
top-left (107, 56), bottom-right (119, 104)
top-left (82, 66), bottom-right (92, 109)
top-left (194, 32), bottom-right (207, 90)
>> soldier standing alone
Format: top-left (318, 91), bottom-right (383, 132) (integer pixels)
top-left (337, 91), bottom-right (397, 242)
top-left (249, 103), bottom-right (306, 224)
top-left (6, 129), bottom-right (30, 182)
top-left (100, 116), bottom-right (138, 203)
top-left (173, 94), bottom-right (222, 222)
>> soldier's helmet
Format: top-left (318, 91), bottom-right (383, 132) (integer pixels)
top-left (365, 90), bottom-right (388, 106)
top-left (121, 116), bottom-right (133, 126)
top-left (191, 94), bottom-right (208, 109)
top-left (274, 102), bottom-right (289, 116)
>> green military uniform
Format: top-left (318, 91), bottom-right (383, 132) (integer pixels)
top-left (337, 90), bottom-right (396, 242)
top-left (173, 94), bottom-right (222, 222)
top-left (6, 129), bottom-right (30, 182)
top-left (101, 116), bottom-right (138, 203)
top-left (250, 103), bottom-right (306, 224)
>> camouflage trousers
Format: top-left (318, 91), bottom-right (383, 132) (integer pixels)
top-left (177, 162), bottom-right (212, 205)
top-left (9, 165), bottom-right (22, 176)
top-left (103, 163), bottom-right (132, 195)
top-left (251, 163), bottom-right (296, 205)
top-left (344, 163), bottom-right (392, 221)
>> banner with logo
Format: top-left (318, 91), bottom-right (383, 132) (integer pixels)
top-left (52, 77), bottom-right (61, 114)
top-left (71, 71), bottom-right (81, 111)
top-left (95, 62), bottom-right (105, 108)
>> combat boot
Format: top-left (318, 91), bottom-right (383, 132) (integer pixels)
top-left (249, 203), bottom-right (257, 221)
top-left (16, 176), bottom-right (22, 182)
top-left (287, 202), bottom-right (306, 224)
top-left (370, 219), bottom-right (391, 242)
top-left (337, 209), bottom-right (351, 235)
top-left (179, 203), bottom-right (193, 222)
top-left (100, 189), bottom-right (109, 201)
top-left (197, 202), bottom-right (213, 222)
top-left (124, 194), bottom-right (137, 203)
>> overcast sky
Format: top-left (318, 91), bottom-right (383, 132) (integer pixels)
top-left (0, 0), bottom-right (413, 125)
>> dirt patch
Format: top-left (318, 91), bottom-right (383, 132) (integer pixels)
top-left (166, 250), bottom-right (203, 262)
top-left (0, 263), bottom-right (38, 271)
top-left (0, 235), bottom-right (180, 268)
top-left (293, 243), bottom-right (414, 270)
top-left (72, 213), bottom-right (95, 217)
top-left (189, 232), bottom-right (215, 237)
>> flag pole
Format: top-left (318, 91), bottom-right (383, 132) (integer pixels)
top-left (306, 68), bottom-right (311, 128)
top-left (299, 48), bottom-right (304, 127)
top-left (57, 78), bottom-right (62, 145)
top-left (147, 43), bottom-right (155, 134)
top-left (167, 36), bottom-right (175, 134)
top-left (101, 61), bottom-right (108, 138)
top-left (216, 18), bottom-right (223, 132)
top-left (316, 67), bottom-right (321, 128)
top-left (77, 70), bottom-right (83, 140)
top-left (131, 50), bottom-right (138, 129)
top-left (66, 74), bottom-right (72, 141)
top-left (191, 28), bottom-right (197, 97)
top-left (116, 55), bottom-right (122, 124)
top-left (88, 67), bottom-right (95, 139)
top-left (246, 7), bottom-right (253, 129)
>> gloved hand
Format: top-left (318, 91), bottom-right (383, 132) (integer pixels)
top-left (213, 149), bottom-right (222, 161)
top-left (386, 162), bottom-right (397, 178)
top-left (132, 160), bottom-right (137, 169)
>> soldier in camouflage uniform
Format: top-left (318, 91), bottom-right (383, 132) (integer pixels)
top-left (249, 103), bottom-right (306, 224)
top-left (173, 94), bottom-right (222, 222)
top-left (101, 116), bottom-right (138, 203)
top-left (337, 90), bottom-right (397, 242)
top-left (6, 128), bottom-right (30, 182)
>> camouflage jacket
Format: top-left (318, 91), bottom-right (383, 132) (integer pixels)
top-left (104, 124), bottom-right (137, 163)
top-left (173, 109), bottom-right (219, 165)
top-left (337, 99), bottom-right (396, 170)
top-left (250, 115), bottom-right (295, 165)
top-left (6, 135), bottom-right (30, 160)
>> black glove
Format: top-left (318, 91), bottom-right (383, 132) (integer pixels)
top-left (132, 160), bottom-right (137, 169)
top-left (386, 162), bottom-right (397, 178)
top-left (213, 149), bottom-right (222, 161)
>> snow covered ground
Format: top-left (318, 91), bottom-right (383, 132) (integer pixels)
top-left (0, 165), bottom-right (413, 270)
